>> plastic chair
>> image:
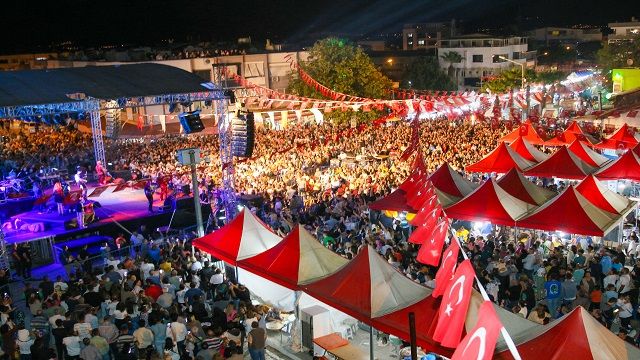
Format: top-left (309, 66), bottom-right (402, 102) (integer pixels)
top-left (389, 336), bottom-right (404, 358)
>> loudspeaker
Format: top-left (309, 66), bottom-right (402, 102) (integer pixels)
top-left (179, 111), bottom-right (205, 134)
top-left (231, 112), bottom-right (255, 158)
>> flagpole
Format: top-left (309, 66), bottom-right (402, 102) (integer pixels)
top-left (448, 226), bottom-right (523, 360)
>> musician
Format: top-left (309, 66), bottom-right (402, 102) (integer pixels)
top-left (95, 161), bottom-right (108, 185)
top-left (157, 173), bottom-right (169, 201)
top-left (53, 181), bottom-right (65, 215)
top-left (74, 166), bottom-right (88, 199)
top-left (144, 180), bottom-right (154, 212)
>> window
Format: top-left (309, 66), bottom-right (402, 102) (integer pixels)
top-left (408, 41), bottom-right (413, 45)
top-left (512, 52), bottom-right (520, 60)
top-left (472, 54), bottom-right (483, 63)
top-left (418, 39), bottom-right (425, 45)
top-left (407, 33), bottom-right (413, 38)
top-left (493, 54), bottom-right (507, 63)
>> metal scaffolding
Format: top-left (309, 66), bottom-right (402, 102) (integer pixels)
top-left (214, 64), bottom-right (237, 222)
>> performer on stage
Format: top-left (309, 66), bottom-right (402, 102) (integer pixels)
top-left (53, 181), bottom-right (65, 215)
top-left (95, 161), bottom-right (108, 185)
top-left (74, 166), bottom-right (88, 200)
top-left (144, 180), bottom-right (154, 212)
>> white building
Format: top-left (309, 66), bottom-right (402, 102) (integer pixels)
top-left (608, 18), bottom-right (640, 43)
top-left (436, 35), bottom-right (535, 90)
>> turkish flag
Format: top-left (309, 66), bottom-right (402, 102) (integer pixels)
top-left (137, 114), bottom-right (144, 130)
top-left (410, 201), bottom-right (441, 227)
top-left (518, 124), bottom-right (527, 136)
top-left (433, 240), bottom-right (460, 298)
top-left (408, 223), bottom-right (435, 245)
top-left (407, 182), bottom-right (435, 208)
top-left (451, 301), bottom-right (503, 360)
top-left (433, 259), bottom-right (475, 348)
top-left (416, 218), bottom-right (449, 266)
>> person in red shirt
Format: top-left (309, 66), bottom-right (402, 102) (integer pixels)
top-left (144, 279), bottom-right (163, 301)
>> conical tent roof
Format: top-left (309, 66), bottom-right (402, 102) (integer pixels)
top-left (429, 162), bottom-right (477, 198)
top-left (544, 121), bottom-right (596, 146)
top-left (237, 225), bottom-right (348, 289)
top-left (302, 246), bottom-right (430, 319)
top-left (567, 140), bottom-right (610, 167)
top-left (516, 186), bottom-right (621, 236)
top-left (497, 168), bottom-right (556, 205)
top-left (369, 188), bottom-right (418, 213)
top-left (494, 307), bottom-right (640, 360)
top-left (466, 142), bottom-right (535, 173)
top-left (595, 123), bottom-right (639, 150)
top-left (524, 146), bottom-right (596, 180)
top-left (509, 136), bottom-right (549, 163)
top-left (499, 120), bottom-right (546, 145)
top-left (444, 178), bottom-right (537, 226)
top-left (595, 150), bottom-right (640, 182)
top-left (576, 175), bottom-right (635, 214)
top-left (193, 208), bottom-right (282, 264)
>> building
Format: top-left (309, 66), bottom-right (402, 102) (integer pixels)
top-left (608, 18), bottom-right (640, 43)
top-left (402, 22), bottom-right (455, 51)
top-left (436, 35), bottom-right (535, 90)
top-left (612, 68), bottom-right (640, 93)
top-left (529, 27), bottom-right (603, 45)
top-left (0, 53), bottom-right (57, 71)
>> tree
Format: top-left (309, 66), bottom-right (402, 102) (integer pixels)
top-left (439, 51), bottom-right (464, 80)
top-left (597, 35), bottom-right (640, 72)
top-left (288, 38), bottom-right (391, 99)
top-left (287, 38), bottom-right (392, 124)
top-left (401, 56), bottom-right (456, 91)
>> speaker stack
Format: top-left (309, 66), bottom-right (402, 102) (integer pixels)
top-left (178, 110), bottom-right (205, 134)
top-left (231, 112), bottom-right (255, 158)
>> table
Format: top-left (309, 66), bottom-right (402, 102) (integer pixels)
top-left (329, 344), bottom-right (368, 360)
top-left (313, 333), bottom-right (350, 350)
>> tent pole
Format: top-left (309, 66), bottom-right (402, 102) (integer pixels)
top-left (409, 312), bottom-right (417, 360)
top-left (369, 325), bottom-right (374, 360)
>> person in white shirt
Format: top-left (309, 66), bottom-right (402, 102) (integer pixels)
top-left (63, 332), bottom-right (82, 358)
top-left (168, 316), bottom-right (188, 356)
top-left (54, 276), bottom-right (69, 293)
top-left (617, 268), bottom-right (632, 295)
top-left (74, 321), bottom-right (93, 340)
top-left (190, 260), bottom-right (203, 273)
top-left (140, 262), bottom-right (155, 281)
top-left (603, 270), bottom-right (619, 290)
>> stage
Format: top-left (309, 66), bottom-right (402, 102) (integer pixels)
top-left (1, 181), bottom-right (210, 279)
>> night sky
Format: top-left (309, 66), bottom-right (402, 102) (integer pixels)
top-left (1, 0), bottom-right (638, 53)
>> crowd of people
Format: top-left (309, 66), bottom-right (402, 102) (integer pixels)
top-left (2, 114), bottom-right (639, 360)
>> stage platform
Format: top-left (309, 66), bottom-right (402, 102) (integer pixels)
top-left (2, 183), bottom-right (197, 246)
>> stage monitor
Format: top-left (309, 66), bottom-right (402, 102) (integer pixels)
top-left (178, 110), bottom-right (205, 134)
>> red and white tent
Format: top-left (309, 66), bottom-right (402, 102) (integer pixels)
top-left (302, 246), bottom-right (431, 319)
top-left (524, 146), bottom-right (596, 180)
top-left (369, 153), bottom-right (429, 213)
top-left (499, 121), bottom-right (546, 145)
top-left (497, 168), bottom-right (556, 206)
top-left (494, 307), bottom-right (640, 360)
top-left (444, 178), bottom-right (537, 226)
top-left (543, 121), bottom-right (596, 146)
top-left (595, 150), bottom-right (640, 182)
top-left (509, 136), bottom-right (549, 163)
top-left (594, 123), bottom-right (639, 150)
top-left (193, 208), bottom-right (282, 264)
top-left (567, 140), bottom-right (610, 167)
top-left (516, 186), bottom-right (621, 236)
top-left (575, 175), bottom-right (636, 215)
top-left (466, 142), bottom-right (535, 173)
top-left (237, 224), bottom-right (348, 289)
top-left (429, 162), bottom-right (478, 205)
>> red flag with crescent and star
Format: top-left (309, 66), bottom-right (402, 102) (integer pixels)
top-left (416, 218), bottom-right (449, 266)
top-left (433, 259), bottom-right (474, 348)
top-left (433, 240), bottom-right (460, 298)
top-left (451, 301), bottom-right (503, 360)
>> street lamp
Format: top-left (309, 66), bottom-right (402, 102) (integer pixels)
top-left (498, 55), bottom-right (528, 120)
top-left (498, 55), bottom-right (525, 89)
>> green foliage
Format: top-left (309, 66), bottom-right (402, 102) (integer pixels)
top-left (440, 51), bottom-right (463, 78)
top-left (287, 38), bottom-right (392, 99)
top-left (401, 56), bottom-right (456, 91)
top-left (481, 67), bottom-right (567, 93)
top-left (287, 38), bottom-right (392, 125)
top-left (597, 36), bottom-right (640, 72)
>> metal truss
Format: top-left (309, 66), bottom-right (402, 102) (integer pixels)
top-left (214, 65), bottom-right (237, 223)
top-left (0, 228), bottom-right (9, 274)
